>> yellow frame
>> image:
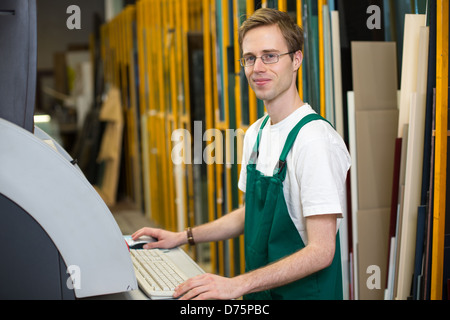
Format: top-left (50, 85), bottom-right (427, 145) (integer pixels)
top-left (431, 0), bottom-right (448, 300)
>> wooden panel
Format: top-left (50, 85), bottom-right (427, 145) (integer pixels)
top-left (396, 26), bottom-right (430, 300)
top-left (397, 14), bottom-right (426, 138)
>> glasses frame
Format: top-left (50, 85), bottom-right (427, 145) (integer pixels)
top-left (239, 51), bottom-right (295, 67)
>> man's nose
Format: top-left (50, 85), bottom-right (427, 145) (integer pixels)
top-left (252, 57), bottom-right (266, 72)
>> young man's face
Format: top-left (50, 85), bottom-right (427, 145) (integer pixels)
top-left (242, 24), bottom-right (301, 104)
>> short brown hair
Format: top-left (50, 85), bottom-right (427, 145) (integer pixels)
top-left (238, 8), bottom-right (304, 56)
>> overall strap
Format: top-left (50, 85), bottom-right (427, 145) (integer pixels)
top-left (274, 113), bottom-right (332, 175)
top-left (248, 115), bottom-right (270, 165)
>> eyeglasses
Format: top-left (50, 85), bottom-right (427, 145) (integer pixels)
top-left (239, 51), bottom-right (295, 67)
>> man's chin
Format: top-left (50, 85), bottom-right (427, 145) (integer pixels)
top-left (253, 91), bottom-right (271, 102)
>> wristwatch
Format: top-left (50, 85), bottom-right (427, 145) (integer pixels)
top-left (186, 227), bottom-right (195, 246)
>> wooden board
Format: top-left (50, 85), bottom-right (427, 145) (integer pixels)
top-left (331, 10), bottom-right (344, 137)
top-left (397, 14), bottom-right (426, 138)
top-left (347, 91), bottom-right (359, 299)
top-left (396, 26), bottom-right (430, 300)
top-left (357, 207), bottom-right (391, 300)
top-left (351, 42), bottom-right (399, 300)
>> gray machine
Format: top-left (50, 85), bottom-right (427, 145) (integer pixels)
top-left (0, 0), bottom-right (137, 299)
top-left (0, 0), bottom-right (36, 132)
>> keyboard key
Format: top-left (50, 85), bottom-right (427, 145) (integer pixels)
top-left (130, 249), bottom-right (189, 299)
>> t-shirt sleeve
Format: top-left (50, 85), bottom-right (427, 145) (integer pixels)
top-left (295, 131), bottom-right (350, 218)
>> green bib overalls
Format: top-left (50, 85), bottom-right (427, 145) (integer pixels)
top-left (243, 114), bottom-right (343, 300)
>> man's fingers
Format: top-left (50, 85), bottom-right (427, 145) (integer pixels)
top-left (143, 240), bottom-right (163, 249)
top-left (174, 274), bottom-right (219, 300)
top-left (178, 283), bottom-right (210, 300)
top-left (132, 227), bottom-right (159, 240)
top-left (174, 275), bottom-right (205, 296)
top-left (131, 227), bottom-right (150, 240)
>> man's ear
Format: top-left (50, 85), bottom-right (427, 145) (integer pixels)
top-left (293, 50), bottom-right (303, 72)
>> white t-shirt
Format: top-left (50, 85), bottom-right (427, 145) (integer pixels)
top-left (238, 104), bottom-right (351, 245)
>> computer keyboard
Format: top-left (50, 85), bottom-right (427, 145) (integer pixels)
top-left (130, 249), bottom-right (189, 299)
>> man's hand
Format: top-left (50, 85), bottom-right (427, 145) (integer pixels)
top-left (173, 273), bottom-right (243, 300)
top-left (132, 227), bottom-right (185, 249)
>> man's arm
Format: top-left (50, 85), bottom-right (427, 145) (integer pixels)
top-left (174, 213), bottom-right (338, 300)
top-left (236, 213), bottom-right (337, 295)
top-left (132, 206), bottom-right (246, 249)
top-left (188, 206), bottom-right (246, 243)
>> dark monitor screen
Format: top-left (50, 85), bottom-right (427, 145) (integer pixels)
top-left (0, 0), bottom-right (37, 132)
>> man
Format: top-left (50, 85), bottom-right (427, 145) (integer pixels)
top-left (132, 8), bottom-right (351, 300)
